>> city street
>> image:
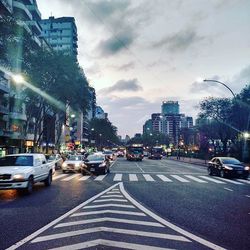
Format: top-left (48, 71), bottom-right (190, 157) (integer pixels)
top-left (0, 158), bottom-right (250, 250)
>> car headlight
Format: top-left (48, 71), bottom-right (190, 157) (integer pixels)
top-left (75, 163), bottom-right (81, 167)
top-left (244, 166), bottom-right (250, 171)
top-left (62, 163), bottom-right (67, 168)
top-left (13, 174), bottom-right (25, 181)
top-left (224, 166), bottom-right (233, 170)
top-left (99, 163), bottom-right (105, 167)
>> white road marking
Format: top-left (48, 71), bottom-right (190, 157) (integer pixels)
top-left (53, 174), bottom-right (68, 180)
top-left (120, 183), bottom-right (226, 250)
top-left (156, 175), bottom-right (172, 182)
top-left (143, 174), bottom-right (155, 182)
top-left (170, 175), bottom-right (190, 182)
top-left (94, 175), bottom-right (107, 181)
top-left (100, 194), bottom-right (123, 198)
top-left (214, 177), bottom-right (244, 185)
top-left (93, 198), bottom-right (128, 203)
top-left (47, 239), bottom-right (174, 250)
top-left (199, 176), bottom-right (226, 184)
top-left (106, 191), bottom-right (121, 194)
top-left (129, 174), bottom-right (138, 181)
top-left (70, 210), bottom-right (146, 217)
top-left (32, 226), bottom-right (189, 243)
top-left (83, 204), bottom-right (134, 209)
top-left (113, 174), bottom-right (122, 181)
top-left (61, 174), bottom-right (81, 181)
top-left (236, 179), bottom-right (250, 184)
top-left (111, 188), bottom-right (119, 191)
top-left (184, 175), bottom-right (207, 183)
top-left (135, 162), bottom-right (145, 173)
top-left (224, 188), bottom-right (233, 192)
top-left (245, 195), bottom-right (250, 198)
top-left (78, 176), bottom-right (90, 181)
top-left (54, 217), bottom-right (165, 228)
top-left (5, 183), bottom-right (120, 250)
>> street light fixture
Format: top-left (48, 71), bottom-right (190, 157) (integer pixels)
top-left (12, 74), bottom-right (25, 84)
top-left (243, 132), bottom-right (250, 139)
top-left (70, 114), bottom-right (76, 118)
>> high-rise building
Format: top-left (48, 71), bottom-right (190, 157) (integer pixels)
top-left (180, 114), bottom-right (193, 128)
top-left (143, 119), bottom-right (152, 134)
top-left (151, 113), bottom-right (163, 133)
top-left (39, 16), bottom-right (78, 57)
top-left (161, 101), bottom-right (179, 115)
top-left (95, 106), bottom-right (106, 120)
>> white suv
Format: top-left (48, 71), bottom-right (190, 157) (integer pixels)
top-left (0, 154), bottom-right (55, 194)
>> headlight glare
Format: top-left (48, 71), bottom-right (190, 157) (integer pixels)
top-left (244, 166), bottom-right (250, 171)
top-left (13, 174), bottom-right (25, 180)
top-left (224, 165), bottom-right (233, 170)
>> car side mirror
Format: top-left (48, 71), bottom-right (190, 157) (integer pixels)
top-left (42, 160), bottom-right (46, 164)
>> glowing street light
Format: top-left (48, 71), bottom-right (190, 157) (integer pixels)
top-left (243, 132), bottom-right (250, 139)
top-left (12, 74), bottom-right (25, 84)
top-left (70, 114), bottom-right (76, 118)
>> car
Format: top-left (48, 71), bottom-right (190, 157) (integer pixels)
top-left (117, 150), bottom-right (124, 157)
top-left (208, 157), bottom-right (249, 179)
top-left (103, 150), bottom-right (115, 161)
top-left (47, 154), bottom-right (64, 169)
top-left (0, 153), bottom-right (55, 194)
top-left (81, 154), bottom-right (110, 175)
top-left (62, 155), bottom-right (84, 173)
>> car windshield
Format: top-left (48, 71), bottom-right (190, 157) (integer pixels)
top-left (221, 158), bottom-right (241, 165)
top-left (68, 156), bottom-right (82, 161)
top-left (103, 151), bottom-right (112, 154)
top-left (48, 155), bottom-right (56, 160)
top-left (0, 156), bottom-right (33, 167)
top-left (87, 155), bottom-right (105, 161)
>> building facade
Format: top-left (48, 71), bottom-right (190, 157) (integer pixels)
top-left (151, 113), bottom-right (163, 133)
top-left (39, 16), bottom-right (78, 57)
top-left (161, 101), bottom-right (179, 115)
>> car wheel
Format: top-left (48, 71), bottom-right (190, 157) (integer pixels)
top-left (208, 167), bottom-right (213, 176)
top-left (62, 170), bottom-right (66, 174)
top-left (220, 169), bottom-right (225, 178)
top-left (24, 177), bottom-right (33, 194)
top-left (81, 169), bottom-right (86, 175)
top-left (44, 171), bottom-right (52, 187)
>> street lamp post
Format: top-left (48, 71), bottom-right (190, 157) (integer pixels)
top-left (203, 79), bottom-right (236, 98)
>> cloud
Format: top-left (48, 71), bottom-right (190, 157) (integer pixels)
top-left (152, 28), bottom-right (204, 52)
top-left (98, 30), bottom-right (136, 56)
top-left (100, 78), bottom-right (143, 94)
top-left (116, 62), bottom-right (135, 71)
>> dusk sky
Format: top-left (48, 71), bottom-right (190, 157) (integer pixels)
top-left (36, 0), bottom-right (250, 137)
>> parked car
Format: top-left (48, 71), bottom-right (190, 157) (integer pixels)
top-left (0, 154), bottom-right (55, 194)
top-left (62, 155), bottom-right (84, 173)
top-left (208, 157), bottom-right (249, 179)
top-left (48, 154), bottom-right (63, 169)
top-left (81, 154), bottom-right (110, 175)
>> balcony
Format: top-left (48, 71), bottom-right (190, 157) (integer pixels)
top-left (13, 1), bottom-right (33, 21)
top-left (26, 20), bottom-right (42, 35)
top-left (0, 104), bottom-right (9, 115)
top-left (26, 4), bottom-right (41, 20)
top-left (0, 80), bottom-right (9, 94)
top-left (9, 112), bottom-right (27, 121)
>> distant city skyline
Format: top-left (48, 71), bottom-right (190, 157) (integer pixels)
top-left (37, 0), bottom-right (250, 137)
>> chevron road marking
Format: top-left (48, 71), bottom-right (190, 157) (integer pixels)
top-left (54, 217), bottom-right (165, 229)
top-left (100, 194), bottom-right (123, 198)
top-left (83, 203), bottom-right (135, 209)
top-left (70, 210), bottom-right (146, 217)
top-left (93, 198), bottom-right (128, 203)
top-left (32, 226), bottom-right (190, 243)
top-left (47, 239), bottom-right (174, 250)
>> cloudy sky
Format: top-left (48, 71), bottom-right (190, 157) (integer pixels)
top-left (37, 0), bottom-right (250, 137)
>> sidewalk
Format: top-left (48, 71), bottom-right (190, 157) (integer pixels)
top-left (167, 156), bottom-right (208, 167)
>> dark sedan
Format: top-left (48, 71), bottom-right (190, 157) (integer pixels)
top-left (81, 154), bottom-right (110, 175)
top-left (208, 157), bottom-right (249, 179)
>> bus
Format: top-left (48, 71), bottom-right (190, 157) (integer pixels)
top-left (126, 144), bottom-right (144, 161)
top-left (148, 146), bottom-right (163, 160)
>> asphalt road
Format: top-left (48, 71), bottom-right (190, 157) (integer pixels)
top-left (0, 157), bottom-right (249, 250)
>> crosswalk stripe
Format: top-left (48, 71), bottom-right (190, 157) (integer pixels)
top-left (214, 177), bottom-right (244, 185)
top-left (61, 174), bottom-right (81, 181)
top-left (129, 174), bottom-right (138, 181)
top-left (184, 175), bottom-right (207, 183)
top-left (157, 175), bottom-right (173, 182)
top-left (53, 174), bottom-right (67, 180)
top-left (78, 176), bottom-right (90, 181)
top-left (70, 210), bottom-right (146, 217)
top-left (170, 175), bottom-right (190, 182)
top-left (113, 174), bottom-right (122, 181)
top-left (143, 174), bottom-right (155, 182)
top-left (93, 199), bottom-right (128, 203)
top-left (54, 217), bottom-right (165, 228)
top-left (236, 179), bottom-right (250, 184)
top-left (199, 176), bottom-right (226, 184)
top-left (94, 175), bottom-right (107, 181)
